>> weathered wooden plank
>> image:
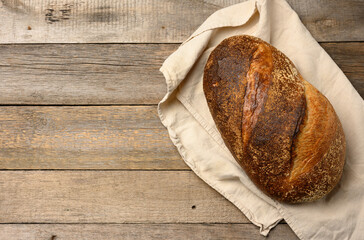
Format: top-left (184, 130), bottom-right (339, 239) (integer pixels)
top-left (0, 106), bottom-right (185, 170)
top-left (323, 42), bottom-right (364, 96)
top-left (0, 224), bottom-right (298, 240)
top-left (0, 171), bottom-right (250, 223)
top-left (0, 44), bottom-right (172, 105)
top-left (0, 43), bottom-right (363, 105)
top-left (0, 0), bottom-right (363, 43)
top-left (0, 0), bottom-right (241, 43)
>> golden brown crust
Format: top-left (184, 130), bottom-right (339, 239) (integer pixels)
top-left (203, 35), bottom-right (346, 203)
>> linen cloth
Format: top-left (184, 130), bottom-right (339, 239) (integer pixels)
top-left (158, 0), bottom-right (364, 239)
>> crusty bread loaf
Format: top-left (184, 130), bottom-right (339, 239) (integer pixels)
top-left (203, 35), bottom-right (346, 203)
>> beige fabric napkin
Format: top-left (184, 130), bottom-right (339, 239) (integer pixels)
top-left (158, 0), bottom-right (364, 239)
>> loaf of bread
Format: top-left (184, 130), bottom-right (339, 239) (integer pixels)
top-left (203, 35), bottom-right (346, 203)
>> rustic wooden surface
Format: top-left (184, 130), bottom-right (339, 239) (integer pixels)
top-left (0, 0), bottom-right (363, 239)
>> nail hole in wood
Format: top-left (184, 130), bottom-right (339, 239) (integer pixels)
top-left (192, 205), bottom-right (196, 209)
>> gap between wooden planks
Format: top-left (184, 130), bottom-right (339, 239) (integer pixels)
top-left (0, 0), bottom-right (363, 43)
top-left (0, 42), bottom-right (363, 105)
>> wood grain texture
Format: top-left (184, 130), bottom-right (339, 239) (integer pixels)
top-left (0, 171), bottom-right (250, 223)
top-left (323, 42), bottom-right (364, 97)
top-left (0, 0), bottom-right (363, 43)
top-left (0, 0), bottom-right (243, 43)
top-left (0, 44), bottom-right (172, 105)
top-left (0, 43), bottom-right (363, 105)
top-left (0, 106), bottom-right (185, 170)
top-left (0, 224), bottom-right (298, 240)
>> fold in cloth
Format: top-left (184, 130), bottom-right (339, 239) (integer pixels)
top-left (158, 0), bottom-right (364, 239)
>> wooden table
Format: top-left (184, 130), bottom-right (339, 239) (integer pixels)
top-left (0, 0), bottom-right (363, 239)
